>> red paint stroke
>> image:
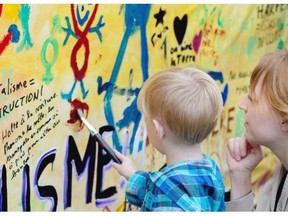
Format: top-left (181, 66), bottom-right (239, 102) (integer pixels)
top-left (0, 31), bottom-right (12, 55)
top-left (70, 4), bottom-right (98, 81)
top-left (0, 4), bottom-right (3, 17)
top-left (67, 98), bottom-right (89, 131)
top-left (257, 170), bottom-right (272, 187)
top-left (145, 136), bottom-right (150, 147)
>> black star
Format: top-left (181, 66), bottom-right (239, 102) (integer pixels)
top-left (154, 7), bottom-right (166, 27)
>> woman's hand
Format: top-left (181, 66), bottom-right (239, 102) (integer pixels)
top-left (226, 136), bottom-right (263, 174)
top-left (111, 150), bottom-right (137, 180)
top-left (226, 135), bottom-right (264, 200)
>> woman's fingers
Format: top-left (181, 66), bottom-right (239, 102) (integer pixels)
top-left (239, 136), bottom-right (247, 157)
top-left (228, 136), bottom-right (247, 161)
top-left (227, 138), bottom-right (235, 159)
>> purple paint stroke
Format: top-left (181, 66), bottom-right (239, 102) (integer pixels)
top-left (63, 137), bottom-right (91, 205)
top-left (63, 136), bottom-right (69, 207)
top-left (192, 30), bottom-right (202, 54)
top-left (96, 197), bottom-right (117, 208)
top-left (33, 148), bottom-right (56, 211)
top-left (122, 129), bottom-right (129, 156)
top-left (97, 159), bottom-right (117, 207)
top-left (119, 177), bottom-right (126, 189)
top-left (131, 126), bottom-right (142, 160)
top-left (139, 128), bottom-right (148, 168)
top-left (100, 160), bottom-right (113, 191)
top-left (118, 130), bottom-right (129, 189)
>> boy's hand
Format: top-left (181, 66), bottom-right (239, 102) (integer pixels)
top-left (111, 150), bottom-right (137, 180)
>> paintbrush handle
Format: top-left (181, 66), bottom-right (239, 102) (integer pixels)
top-left (93, 133), bottom-right (122, 164)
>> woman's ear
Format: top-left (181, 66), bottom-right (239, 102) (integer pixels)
top-left (152, 119), bottom-right (165, 139)
top-left (281, 120), bottom-right (288, 132)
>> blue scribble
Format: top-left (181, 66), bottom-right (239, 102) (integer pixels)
top-left (101, 4), bottom-right (151, 153)
top-left (62, 16), bottom-right (78, 46)
top-left (77, 5), bottom-right (89, 26)
top-left (89, 15), bottom-right (105, 43)
top-left (208, 71), bottom-right (229, 105)
top-left (8, 24), bottom-right (20, 43)
top-left (62, 6), bottom-right (105, 46)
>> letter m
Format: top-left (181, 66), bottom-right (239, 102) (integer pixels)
top-left (63, 135), bottom-right (96, 209)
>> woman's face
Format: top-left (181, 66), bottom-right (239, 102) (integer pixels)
top-left (238, 75), bottom-right (283, 148)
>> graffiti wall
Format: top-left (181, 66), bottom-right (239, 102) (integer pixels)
top-left (0, 4), bottom-right (287, 211)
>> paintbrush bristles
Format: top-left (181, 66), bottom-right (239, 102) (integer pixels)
top-left (77, 109), bottom-right (84, 119)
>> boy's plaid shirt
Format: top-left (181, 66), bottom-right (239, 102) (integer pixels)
top-left (125, 154), bottom-right (226, 211)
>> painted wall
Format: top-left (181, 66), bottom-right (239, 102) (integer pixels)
top-left (0, 4), bottom-right (286, 211)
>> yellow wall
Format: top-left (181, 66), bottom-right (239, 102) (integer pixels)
top-left (0, 4), bottom-right (286, 211)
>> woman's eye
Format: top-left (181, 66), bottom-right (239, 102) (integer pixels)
top-left (247, 95), bottom-right (253, 101)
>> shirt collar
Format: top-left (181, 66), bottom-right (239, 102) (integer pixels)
top-left (149, 154), bottom-right (212, 182)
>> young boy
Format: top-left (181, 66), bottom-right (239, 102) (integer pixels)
top-left (112, 66), bottom-right (225, 211)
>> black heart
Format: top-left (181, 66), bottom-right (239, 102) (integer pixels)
top-left (173, 14), bottom-right (187, 45)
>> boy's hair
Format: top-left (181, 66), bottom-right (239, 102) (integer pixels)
top-left (250, 50), bottom-right (288, 122)
top-left (137, 66), bottom-right (223, 144)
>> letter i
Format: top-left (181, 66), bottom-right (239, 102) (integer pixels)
top-left (0, 165), bottom-right (7, 211)
top-left (22, 165), bottom-right (31, 211)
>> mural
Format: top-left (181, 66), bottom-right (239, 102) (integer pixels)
top-left (0, 4), bottom-right (287, 211)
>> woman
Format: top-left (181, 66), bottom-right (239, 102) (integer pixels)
top-left (225, 50), bottom-right (288, 211)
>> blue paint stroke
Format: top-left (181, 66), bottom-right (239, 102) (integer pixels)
top-left (8, 24), bottom-right (20, 43)
top-left (89, 15), bottom-right (105, 43)
top-left (62, 16), bottom-right (78, 46)
top-left (61, 79), bottom-right (76, 100)
top-left (96, 76), bottom-right (112, 95)
top-left (102, 4), bottom-right (151, 153)
top-left (62, 10), bottom-right (105, 45)
top-left (208, 71), bottom-right (229, 105)
top-left (76, 5), bottom-right (90, 26)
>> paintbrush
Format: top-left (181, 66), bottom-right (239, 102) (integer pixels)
top-left (77, 109), bottom-right (122, 164)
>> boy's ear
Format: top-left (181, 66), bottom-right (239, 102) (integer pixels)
top-left (281, 120), bottom-right (288, 132)
top-left (152, 119), bottom-right (165, 139)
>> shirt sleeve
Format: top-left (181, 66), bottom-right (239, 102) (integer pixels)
top-left (225, 191), bottom-right (254, 211)
top-left (125, 170), bottom-right (149, 207)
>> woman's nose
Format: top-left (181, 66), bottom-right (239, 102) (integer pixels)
top-left (238, 96), bottom-right (248, 112)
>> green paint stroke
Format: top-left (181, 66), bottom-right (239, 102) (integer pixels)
top-left (16, 4), bottom-right (33, 52)
top-left (278, 39), bottom-right (284, 50)
top-left (52, 15), bottom-right (62, 35)
top-left (234, 109), bottom-right (246, 137)
top-left (210, 6), bottom-right (216, 15)
top-left (217, 11), bottom-right (224, 28)
top-left (41, 16), bottom-right (61, 85)
top-left (246, 37), bottom-right (258, 58)
top-left (199, 5), bottom-right (208, 26)
top-left (41, 39), bottom-right (58, 85)
top-left (277, 20), bottom-right (284, 31)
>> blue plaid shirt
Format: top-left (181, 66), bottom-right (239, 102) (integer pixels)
top-left (126, 154), bottom-right (225, 211)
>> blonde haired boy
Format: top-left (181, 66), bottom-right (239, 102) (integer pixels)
top-left (112, 66), bottom-right (225, 211)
